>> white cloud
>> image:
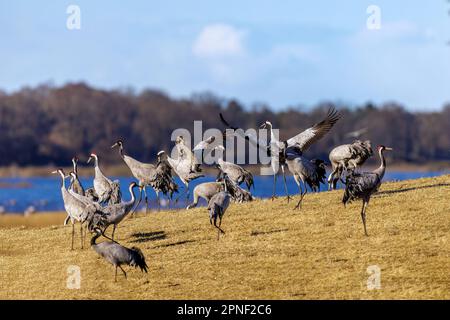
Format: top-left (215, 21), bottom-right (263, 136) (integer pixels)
top-left (192, 24), bottom-right (246, 58)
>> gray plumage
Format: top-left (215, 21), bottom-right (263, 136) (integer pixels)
top-left (160, 139), bottom-right (204, 203)
top-left (112, 139), bottom-right (177, 212)
top-left (91, 229), bottom-right (148, 282)
top-left (186, 175), bottom-right (253, 210)
top-left (260, 108), bottom-right (341, 201)
top-left (91, 182), bottom-right (138, 240)
top-left (217, 166), bottom-right (254, 203)
top-left (69, 157), bottom-right (85, 196)
top-left (187, 182), bottom-right (223, 209)
top-left (215, 145), bottom-right (254, 190)
top-left (87, 153), bottom-right (122, 205)
top-left (208, 189), bottom-right (231, 240)
top-left (284, 145), bottom-right (327, 210)
top-left (328, 140), bottom-right (373, 190)
top-left (342, 145), bottom-right (393, 236)
top-left (53, 168), bottom-right (95, 250)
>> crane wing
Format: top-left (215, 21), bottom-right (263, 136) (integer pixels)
top-left (219, 113), bottom-right (270, 155)
top-left (286, 108), bottom-right (341, 152)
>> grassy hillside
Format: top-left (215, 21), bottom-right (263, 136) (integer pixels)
top-left (0, 175), bottom-right (449, 299)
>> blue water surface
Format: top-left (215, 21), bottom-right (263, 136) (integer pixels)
top-left (0, 171), bottom-right (447, 213)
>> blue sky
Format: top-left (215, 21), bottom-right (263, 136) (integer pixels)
top-left (1, 1), bottom-right (449, 110)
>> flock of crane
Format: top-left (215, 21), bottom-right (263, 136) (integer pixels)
top-left (53, 108), bottom-right (393, 281)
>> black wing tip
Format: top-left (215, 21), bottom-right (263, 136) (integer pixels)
top-left (327, 107), bottom-right (342, 123)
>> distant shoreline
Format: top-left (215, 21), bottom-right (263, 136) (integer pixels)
top-left (0, 162), bottom-right (449, 178)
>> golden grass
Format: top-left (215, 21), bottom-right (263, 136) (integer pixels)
top-left (0, 175), bottom-right (449, 299)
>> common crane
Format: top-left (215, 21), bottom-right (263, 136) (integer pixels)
top-left (111, 139), bottom-right (176, 212)
top-left (207, 182), bottom-right (231, 240)
top-left (214, 145), bottom-right (254, 190)
top-left (284, 145), bottom-right (327, 210)
top-left (90, 228), bottom-right (148, 282)
top-left (158, 149), bottom-right (204, 203)
top-left (87, 153), bottom-right (121, 205)
top-left (343, 145), bottom-right (393, 236)
top-left (92, 182), bottom-right (139, 240)
top-left (70, 157), bottom-right (85, 196)
top-left (328, 140), bottom-right (373, 190)
top-left (52, 168), bottom-right (95, 249)
top-left (261, 108), bottom-right (341, 201)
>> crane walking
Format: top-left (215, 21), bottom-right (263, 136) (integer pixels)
top-left (90, 228), bottom-right (148, 282)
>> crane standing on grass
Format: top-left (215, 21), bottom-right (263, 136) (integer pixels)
top-left (284, 145), bottom-right (327, 210)
top-left (111, 139), bottom-right (176, 212)
top-left (343, 145), bottom-right (393, 236)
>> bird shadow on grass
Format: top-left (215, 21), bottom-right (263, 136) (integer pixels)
top-left (251, 228), bottom-right (289, 236)
top-left (375, 183), bottom-right (450, 197)
top-left (129, 231), bottom-right (166, 243)
top-left (153, 240), bottom-right (196, 249)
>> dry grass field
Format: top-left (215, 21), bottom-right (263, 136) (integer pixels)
top-left (0, 175), bottom-right (449, 299)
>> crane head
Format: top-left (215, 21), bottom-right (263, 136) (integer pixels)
top-left (377, 145), bottom-right (393, 152)
top-left (129, 181), bottom-right (138, 189)
top-left (111, 139), bottom-right (123, 149)
top-left (260, 121), bottom-right (272, 129)
top-left (87, 153), bottom-right (97, 164)
top-left (51, 168), bottom-right (68, 179)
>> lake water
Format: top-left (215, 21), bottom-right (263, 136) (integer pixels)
top-left (0, 171), bottom-right (448, 214)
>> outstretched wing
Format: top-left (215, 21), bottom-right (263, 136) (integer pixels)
top-left (286, 108), bottom-right (341, 151)
top-left (219, 113), bottom-right (270, 155)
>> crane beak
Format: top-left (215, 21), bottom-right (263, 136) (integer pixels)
top-left (260, 123), bottom-right (267, 129)
top-left (51, 170), bottom-right (58, 174)
top-left (111, 143), bottom-right (118, 149)
top-left (385, 147), bottom-right (393, 151)
top-left (87, 156), bottom-right (92, 164)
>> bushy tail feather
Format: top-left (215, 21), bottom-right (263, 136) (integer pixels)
top-left (108, 182), bottom-right (122, 205)
top-left (242, 169), bottom-right (254, 189)
top-left (131, 247), bottom-right (149, 273)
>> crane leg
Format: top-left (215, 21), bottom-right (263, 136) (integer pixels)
top-left (71, 223), bottom-right (75, 250)
top-left (119, 265), bottom-right (127, 279)
top-left (132, 186), bottom-right (144, 217)
top-left (80, 223), bottom-right (84, 249)
top-left (271, 174), bottom-right (278, 201)
top-left (294, 183), bottom-right (307, 210)
top-left (175, 184), bottom-right (189, 203)
top-left (156, 191), bottom-right (161, 212)
top-left (281, 165), bottom-right (291, 203)
top-left (143, 186), bottom-right (149, 214)
top-left (361, 200), bottom-right (369, 236)
top-left (111, 224), bottom-right (116, 241)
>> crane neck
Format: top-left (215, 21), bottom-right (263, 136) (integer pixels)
top-left (268, 124), bottom-right (279, 143)
top-left (58, 171), bottom-right (66, 189)
top-left (374, 148), bottom-right (387, 178)
top-left (118, 145), bottom-right (125, 159)
top-left (90, 232), bottom-right (101, 246)
top-left (128, 184), bottom-right (136, 204)
top-left (72, 161), bottom-right (77, 175)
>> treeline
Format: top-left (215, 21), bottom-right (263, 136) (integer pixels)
top-left (0, 82), bottom-right (449, 166)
